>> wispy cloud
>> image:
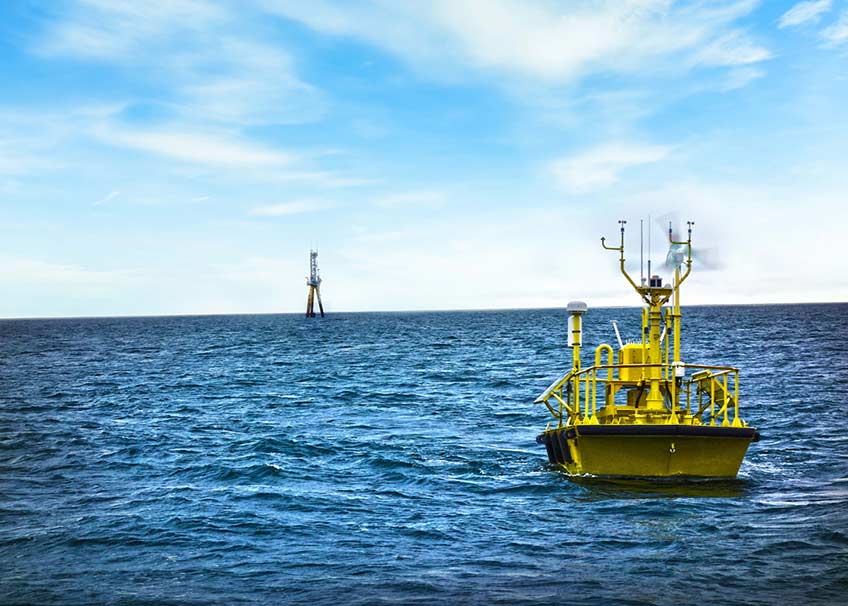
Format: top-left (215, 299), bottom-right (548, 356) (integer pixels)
top-left (262, 0), bottom-right (766, 84)
top-left (99, 127), bottom-right (295, 168)
top-left (721, 66), bottom-right (766, 90)
top-left (174, 37), bottom-right (326, 126)
top-left (0, 146), bottom-right (38, 176)
top-left (36, 1), bottom-right (226, 59)
top-left (0, 104), bottom-right (368, 190)
top-left (550, 142), bottom-right (673, 194)
top-left (249, 199), bottom-right (335, 216)
top-left (0, 257), bottom-right (138, 288)
top-left (694, 30), bottom-right (772, 66)
top-left (372, 191), bottom-right (445, 208)
top-left (821, 11), bottom-right (848, 45)
top-left (35, 1), bottom-right (323, 127)
top-left (93, 190), bottom-right (119, 206)
top-left (0, 138), bottom-right (65, 177)
top-left (23, 2), bottom-right (359, 191)
top-left (778, 0), bottom-right (832, 29)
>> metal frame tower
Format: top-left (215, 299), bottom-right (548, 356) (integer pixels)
top-left (306, 249), bottom-right (324, 317)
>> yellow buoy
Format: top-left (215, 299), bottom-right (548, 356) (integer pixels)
top-left (535, 220), bottom-right (758, 478)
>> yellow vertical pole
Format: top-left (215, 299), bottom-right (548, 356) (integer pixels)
top-left (666, 307), bottom-right (677, 422)
top-left (590, 368), bottom-right (596, 420)
top-left (673, 266), bottom-right (682, 420)
top-left (710, 379), bottom-right (715, 426)
top-left (646, 302), bottom-right (663, 410)
top-left (595, 344), bottom-right (613, 419)
top-left (673, 266), bottom-right (681, 364)
top-left (573, 376), bottom-right (580, 423)
top-left (558, 389), bottom-right (563, 429)
top-left (722, 374), bottom-right (730, 427)
top-left (732, 372), bottom-right (741, 427)
top-left (664, 308), bottom-right (670, 381)
top-left (641, 307), bottom-right (648, 382)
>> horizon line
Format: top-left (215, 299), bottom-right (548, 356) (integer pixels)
top-left (2, 300), bottom-right (846, 321)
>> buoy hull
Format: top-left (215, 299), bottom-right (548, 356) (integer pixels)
top-left (538, 425), bottom-right (758, 479)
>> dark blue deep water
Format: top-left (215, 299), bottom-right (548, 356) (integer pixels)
top-left (2, 305), bottom-right (847, 605)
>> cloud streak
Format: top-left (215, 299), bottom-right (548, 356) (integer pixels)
top-left (694, 30), bottom-right (772, 66)
top-left (550, 142), bottom-right (673, 194)
top-left (249, 199), bottom-right (335, 216)
top-left (262, 0), bottom-right (769, 84)
top-left (778, 0), bottom-right (832, 28)
top-left (821, 10), bottom-right (848, 45)
top-left (0, 257), bottom-right (138, 288)
top-left (36, 1), bottom-right (323, 127)
top-left (36, 1), bottom-right (227, 59)
top-left (372, 191), bottom-right (445, 208)
top-left (100, 127), bottom-right (296, 168)
top-left (93, 190), bottom-right (119, 206)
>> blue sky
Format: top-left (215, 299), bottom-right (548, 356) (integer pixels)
top-left (1, 0), bottom-right (847, 317)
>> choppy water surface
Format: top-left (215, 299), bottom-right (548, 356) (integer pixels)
top-left (2, 305), bottom-right (847, 605)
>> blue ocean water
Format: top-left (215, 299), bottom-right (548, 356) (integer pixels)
top-left (1, 305), bottom-right (847, 605)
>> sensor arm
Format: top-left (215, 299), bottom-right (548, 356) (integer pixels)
top-left (602, 220), bottom-right (646, 302)
top-left (669, 221), bottom-right (694, 290)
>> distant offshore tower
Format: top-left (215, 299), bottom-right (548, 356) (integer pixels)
top-left (305, 249), bottom-right (324, 318)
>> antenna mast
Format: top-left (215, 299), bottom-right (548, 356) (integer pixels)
top-left (601, 218), bottom-right (693, 412)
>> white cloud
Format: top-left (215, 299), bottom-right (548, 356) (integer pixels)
top-left (36, 1), bottom-right (323, 127)
top-left (261, 0), bottom-right (766, 83)
top-left (372, 191), bottom-right (445, 208)
top-left (550, 143), bottom-right (672, 193)
top-left (721, 66), bottom-right (766, 90)
top-left (100, 127), bottom-right (296, 168)
top-left (821, 11), bottom-right (848, 45)
top-left (93, 190), bottom-right (119, 206)
top-left (694, 30), bottom-right (772, 66)
top-left (247, 170), bottom-right (375, 188)
top-left (0, 257), bottom-right (137, 288)
top-left (174, 37), bottom-right (326, 126)
top-left (249, 199), bottom-right (335, 216)
top-left (36, 0), bottom-right (227, 59)
top-left (0, 105), bottom-right (367, 190)
top-left (0, 148), bottom-right (37, 176)
top-left (778, 0), bottom-right (832, 28)
top-left (0, 139), bottom-right (63, 176)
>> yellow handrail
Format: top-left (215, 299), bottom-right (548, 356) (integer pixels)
top-left (593, 344), bottom-right (614, 420)
top-left (537, 361), bottom-right (740, 426)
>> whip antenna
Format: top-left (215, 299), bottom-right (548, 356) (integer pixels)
top-left (647, 214), bottom-right (652, 284)
top-left (640, 219), bottom-right (645, 286)
top-left (612, 320), bottom-right (624, 349)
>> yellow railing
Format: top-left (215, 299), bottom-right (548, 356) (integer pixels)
top-left (689, 367), bottom-right (741, 427)
top-left (536, 362), bottom-right (741, 428)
